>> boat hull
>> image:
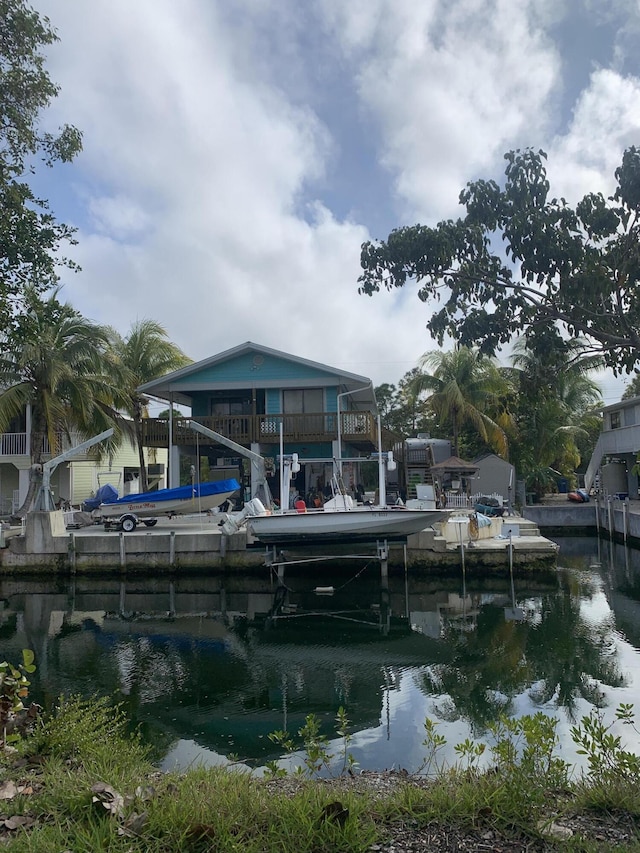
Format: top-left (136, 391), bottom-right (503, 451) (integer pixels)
top-left (97, 479), bottom-right (240, 519)
top-left (247, 507), bottom-right (448, 544)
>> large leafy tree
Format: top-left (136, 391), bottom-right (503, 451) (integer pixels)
top-left (0, 0), bottom-right (82, 337)
top-left (109, 320), bottom-right (191, 493)
top-left (412, 347), bottom-right (511, 458)
top-left (359, 147), bottom-right (640, 374)
top-left (375, 370), bottom-right (439, 439)
top-left (509, 335), bottom-right (603, 495)
top-left (0, 290), bottom-right (130, 516)
top-left (622, 373), bottom-right (640, 400)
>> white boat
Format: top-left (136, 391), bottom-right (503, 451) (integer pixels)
top-left (221, 488), bottom-right (447, 545)
top-left (245, 502), bottom-right (448, 545)
top-left (94, 478), bottom-right (241, 531)
top-left (220, 421), bottom-right (447, 545)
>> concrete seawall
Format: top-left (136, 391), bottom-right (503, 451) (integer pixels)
top-left (524, 497), bottom-right (640, 545)
top-left (0, 510), bottom-right (559, 576)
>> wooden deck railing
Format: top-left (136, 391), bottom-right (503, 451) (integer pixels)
top-left (142, 412), bottom-right (377, 449)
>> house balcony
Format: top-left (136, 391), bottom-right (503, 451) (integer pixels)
top-left (141, 412), bottom-right (378, 453)
top-left (0, 432), bottom-right (78, 459)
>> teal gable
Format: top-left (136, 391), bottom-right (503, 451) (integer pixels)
top-left (138, 342), bottom-right (376, 416)
top-left (171, 351), bottom-right (341, 386)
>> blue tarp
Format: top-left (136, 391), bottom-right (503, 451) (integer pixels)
top-left (100, 478), bottom-right (240, 506)
top-left (83, 483), bottom-right (119, 510)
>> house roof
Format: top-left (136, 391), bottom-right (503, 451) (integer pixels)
top-left (430, 455), bottom-right (479, 473)
top-left (138, 341), bottom-right (376, 409)
top-left (601, 395), bottom-right (639, 414)
top-left (473, 453), bottom-right (513, 466)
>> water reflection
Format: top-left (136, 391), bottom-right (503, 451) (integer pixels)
top-left (0, 538), bottom-right (639, 773)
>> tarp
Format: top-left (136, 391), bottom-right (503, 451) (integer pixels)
top-left (83, 483), bottom-right (119, 510)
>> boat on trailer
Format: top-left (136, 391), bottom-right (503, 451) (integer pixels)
top-left (94, 478), bottom-right (241, 532)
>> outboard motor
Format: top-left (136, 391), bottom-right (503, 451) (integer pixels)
top-left (220, 498), bottom-right (267, 535)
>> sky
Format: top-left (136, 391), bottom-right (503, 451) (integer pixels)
top-left (30, 0), bottom-right (640, 404)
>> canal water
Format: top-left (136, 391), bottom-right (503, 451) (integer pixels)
top-left (1, 536), bottom-right (639, 775)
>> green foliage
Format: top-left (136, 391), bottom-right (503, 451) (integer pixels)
top-left (0, 648), bottom-right (36, 743)
top-left (623, 372), bottom-right (640, 400)
top-left (413, 347), bottom-right (512, 457)
top-left (360, 147), bottom-right (640, 375)
top-left (571, 703), bottom-right (640, 784)
top-left (0, 0), bottom-right (82, 338)
top-left (3, 696), bottom-right (640, 851)
top-left (0, 289), bottom-right (132, 514)
top-left (109, 319), bottom-right (191, 491)
top-left (420, 716), bottom-right (448, 775)
top-left (508, 336), bottom-right (604, 487)
top-left (31, 694), bottom-right (148, 766)
top-left (267, 707), bottom-right (357, 778)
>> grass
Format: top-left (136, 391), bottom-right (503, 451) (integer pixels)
top-left (0, 696), bottom-right (639, 851)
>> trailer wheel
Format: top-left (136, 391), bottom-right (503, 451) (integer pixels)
top-left (121, 515), bottom-right (137, 533)
top-left (143, 519), bottom-right (158, 527)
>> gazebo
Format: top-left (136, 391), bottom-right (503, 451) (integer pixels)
top-left (430, 455), bottom-right (479, 504)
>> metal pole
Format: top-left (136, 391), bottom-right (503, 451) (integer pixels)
top-left (168, 393), bottom-right (173, 488)
top-left (404, 543), bottom-right (409, 620)
top-left (377, 413), bottom-right (386, 507)
top-left (279, 422), bottom-right (285, 512)
top-left (509, 531), bottom-right (514, 601)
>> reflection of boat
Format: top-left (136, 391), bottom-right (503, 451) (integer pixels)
top-left (245, 502), bottom-right (448, 545)
top-left (94, 479), bottom-right (241, 531)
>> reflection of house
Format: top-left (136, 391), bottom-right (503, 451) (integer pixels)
top-left (585, 396), bottom-right (640, 498)
top-left (138, 342), bottom-right (381, 504)
top-left (0, 408), bottom-right (165, 515)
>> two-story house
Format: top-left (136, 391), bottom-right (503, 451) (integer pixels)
top-left (584, 396), bottom-right (640, 499)
top-left (138, 342), bottom-right (381, 507)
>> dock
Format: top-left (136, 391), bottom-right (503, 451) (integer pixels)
top-left (0, 509), bottom-right (559, 576)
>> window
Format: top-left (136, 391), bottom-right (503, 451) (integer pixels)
top-left (282, 388), bottom-right (323, 413)
top-left (610, 411), bottom-right (621, 430)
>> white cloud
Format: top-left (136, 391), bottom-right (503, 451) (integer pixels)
top-left (548, 69), bottom-right (640, 201)
top-left (29, 0), bottom-right (640, 393)
top-left (321, 0), bottom-right (562, 220)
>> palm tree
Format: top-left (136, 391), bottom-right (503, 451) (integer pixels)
top-left (0, 289), bottom-right (130, 516)
top-left (510, 336), bottom-right (603, 492)
top-left (110, 320), bottom-right (191, 493)
top-left (413, 347), bottom-right (511, 457)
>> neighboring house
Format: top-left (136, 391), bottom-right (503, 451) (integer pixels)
top-left (585, 396), bottom-right (640, 499)
top-left (138, 341), bottom-right (380, 506)
top-left (0, 408), bottom-right (166, 515)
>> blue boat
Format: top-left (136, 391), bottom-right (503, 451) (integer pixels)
top-left (94, 479), bottom-right (241, 531)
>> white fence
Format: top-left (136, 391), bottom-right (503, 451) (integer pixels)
top-left (444, 492), bottom-right (504, 508)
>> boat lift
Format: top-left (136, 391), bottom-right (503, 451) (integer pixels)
top-left (185, 420), bottom-right (274, 507)
top-left (33, 429), bottom-right (115, 512)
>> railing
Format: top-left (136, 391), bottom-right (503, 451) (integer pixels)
top-left (0, 432), bottom-right (81, 458)
top-left (142, 411), bottom-right (377, 448)
top-left (445, 492), bottom-right (505, 508)
top-left (0, 433), bottom-right (27, 456)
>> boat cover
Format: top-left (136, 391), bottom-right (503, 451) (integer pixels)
top-left (101, 479), bottom-right (240, 506)
top-left (84, 483), bottom-right (119, 510)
